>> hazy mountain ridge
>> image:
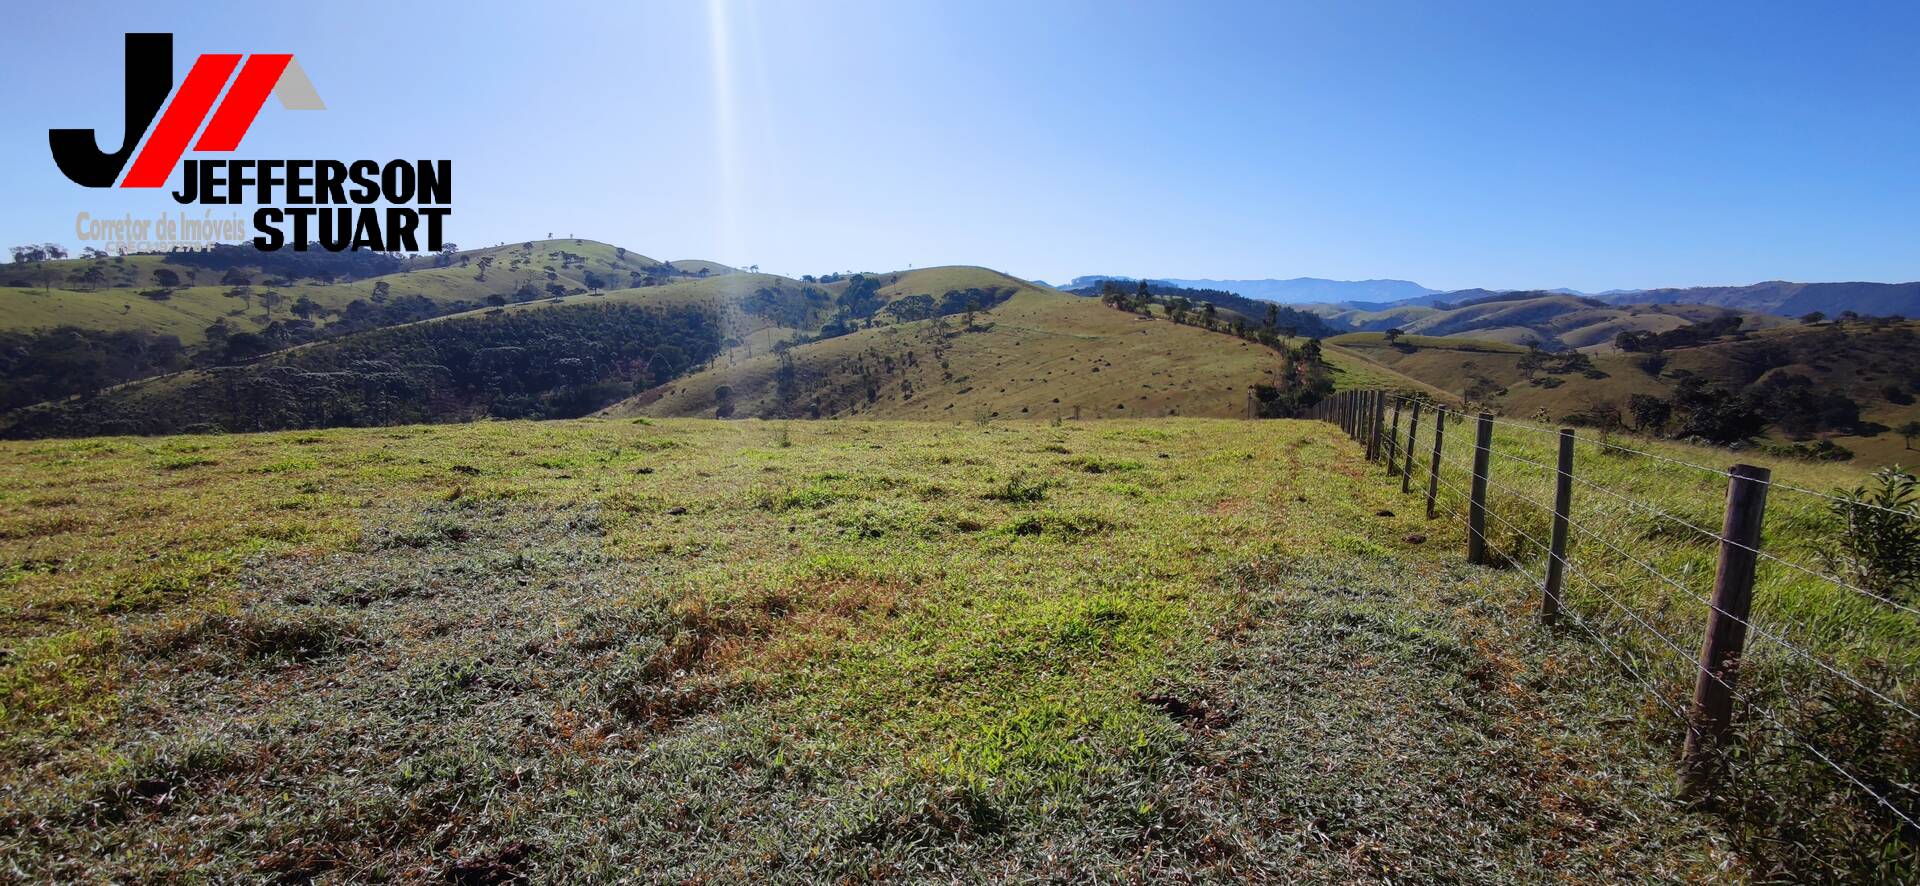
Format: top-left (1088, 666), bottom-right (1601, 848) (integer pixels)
top-left (1594, 281), bottom-right (1920, 317)
top-left (1067, 273), bottom-right (1920, 318)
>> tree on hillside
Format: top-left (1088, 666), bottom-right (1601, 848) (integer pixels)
top-left (1517, 340), bottom-right (1547, 381)
top-left (1901, 420), bottom-right (1920, 450)
top-left (1627, 393), bottom-right (1671, 434)
top-left (10, 243), bottom-right (68, 264)
top-left (1671, 377), bottom-right (1768, 444)
top-left (1384, 328), bottom-right (1403, 345)
top-left (1801, 311), bottom-right (1827, 325)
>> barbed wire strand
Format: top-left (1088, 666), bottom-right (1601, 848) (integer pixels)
top-left (1429, 468), bottom-right (1693, 728)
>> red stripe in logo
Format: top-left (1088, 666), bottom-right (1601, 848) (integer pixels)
top-left (194, 54), bottom-right (292, 152)
top-left (120, 53), bottom-right (241, 188)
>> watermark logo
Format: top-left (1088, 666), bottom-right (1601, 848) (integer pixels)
top-left (49, 33), bottom-right (449, 253)
top-left (50, 33), bottom-right (323, 189)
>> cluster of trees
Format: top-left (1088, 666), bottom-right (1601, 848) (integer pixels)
top-left (1251, 338), bottom-right (1334, 417)
top-left (811, 279), bottom-right (1014, 339)
top-left (9, 243), bottom-right (70, 264)
top-left (1612, 374), bottom-right (1861, 446)
top-left (1613, 315), bottom-right (1746, 352)
top-left (1517, 340), bottom-right (1606, 384)
top-left (1586, 319), bottom-right (1920, 453)
top-left (0, 327), bottom-right (188, 410)
top-left (159, 243), bottom-right (403, 283)
top-left (738, 284), bottom-right (832, 331)
top-left (2, 303), bottom-right (723, 438)
top-left (1088, 279), bottom-right (1345, 341)
top-left (1799, 310), bottom-right (1909, 327)
top-left (204, 292), bottom-right (485, 365)
top-left (1082, 279), bottom-right (1334, 416)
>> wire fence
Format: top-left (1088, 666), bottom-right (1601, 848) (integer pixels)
top-left (1309, 389), bottom-right (1920, 839)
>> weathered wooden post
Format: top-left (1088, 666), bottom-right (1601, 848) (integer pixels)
top-left (1425, 408), bottom-right (1445, 519)
top-left (1386, 396), bottom-right (1403, 474)
top-left (1367, 392), bottom-right (1385, 461)
top-left (1679, 463), bottom-right (1771, 800)
top-left (1542, 428), bottom-right (1575, 625)
top-left (1402, 400), bottom-right (1422, 493)
top-left (1466, 413), bottom-right (1494, 565)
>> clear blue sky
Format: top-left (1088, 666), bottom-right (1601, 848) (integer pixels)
top-left (2, 0), bottom-right (1915, 292)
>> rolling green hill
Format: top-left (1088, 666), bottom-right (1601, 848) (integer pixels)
top-left (0, 240), bottom-right (671, 346)
top-left (1317, 291), bottom-right (1780, 349)
top-left (0, 263), bottom-right (849, 438)
top-left (1328, 320), bottom-right (1920, 465)
top-left (0, 241), bottom-right (759, 416)
top-left (608, 267), bottom-right (1337, 421)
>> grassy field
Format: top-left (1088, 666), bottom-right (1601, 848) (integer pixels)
top-left (0, 417), bottom-right (1766, 880)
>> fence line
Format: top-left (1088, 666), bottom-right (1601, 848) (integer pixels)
top-left (1450, 444), bottom-right (1920, 724)
top-left (1314, 388), bottom-right (1920, 827)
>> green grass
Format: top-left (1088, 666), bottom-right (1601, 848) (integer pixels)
top-left (0, 418), bottom-right (1754, 879)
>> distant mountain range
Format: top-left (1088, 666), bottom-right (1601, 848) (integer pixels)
top-left (1061, 275), bottom-right (1920, 318)
top-left (1593, 282), bottom-right (1920, 317)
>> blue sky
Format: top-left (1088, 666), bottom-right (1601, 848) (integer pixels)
top-left (1, 0), bottom-right (1915, 292)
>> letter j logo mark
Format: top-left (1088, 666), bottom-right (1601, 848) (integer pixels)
top-left (49, 33), bottom-right (323, 188)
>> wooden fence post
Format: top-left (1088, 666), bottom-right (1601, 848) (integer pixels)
top-left (1386, 397), bottom-right (1403, 474)
top-left (1402, 401), bottom-right (1421, 493)
top-left (1367, 392), bottom-right (1385, 461)
top-left (1542, 428), bottom-right (1574, 625)
top-left (1680, 463), bottom-right (1771, 799)
top-left (1425, 408), bottom-right (1445, 519)
top-left (1466, 413), bottom-right (1494, 565)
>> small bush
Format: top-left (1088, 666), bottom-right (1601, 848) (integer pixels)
top-left (1761, 439), bottom-right (1854, 462)
top-left (983, 471), bottom-right (1049, 503)
top-left (1820, 466), bottom-right (1920, 599)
